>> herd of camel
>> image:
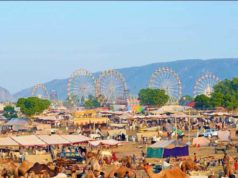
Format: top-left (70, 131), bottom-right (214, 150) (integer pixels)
top-left (0, 150), bottom-right (229, 178)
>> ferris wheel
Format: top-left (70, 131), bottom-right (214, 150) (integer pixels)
top-left (148, 67), bottom-right (182, 103)
top-left (67, 69), bottom-right (96, 106)
top-left (96, 69), bottom-right (128, 104)
top-left (193, 72), bottom-right (220, 97)
top-left (32, 83), bottom-right (49, 99)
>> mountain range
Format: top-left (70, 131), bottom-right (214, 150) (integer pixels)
top-left (1, 58), bottom-right (238, 102)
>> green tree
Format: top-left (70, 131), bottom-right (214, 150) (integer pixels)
top-left (84, 95), bottom-right (100, 109)
top-left (194, 94), bottom-right (211, 110)
top-left (138, 88), bottom-right (169, 107)
top-left (179, 95), bottom-right (193, 106)
top-left (211, 78), bottom-right (238, 110)
top-left (3, 105), bottom-right (17, 119)
top-left (210, 92), bottom-right (224, 107)
top-left (16, 97), bottom-right (51, 116)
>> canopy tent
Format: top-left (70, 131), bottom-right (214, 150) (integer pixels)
top-left (147, 140), bottom-right (189, 158)
top-left (88, 140), bottom-right (101, 147)
top-left (61, 134), bottom-right (92, 144)
top-left (107, 129), bottom-right (126, 137)
top-left (34, 115), bottom-right (63, 122)
top-left (11, 135), bottom-right (46, 147)
top-left (192, 137), bottom-right (210, 147)
top-left (88, 139), bottom-right (120, 147)
top-left (0, 137), bottom-right (19, 147)
top-left (150, 105), bottom-right (189, 115)
top-left (136, 131), bottom-right (158, 142)
top-left (37, 135), bottom-right (70, 145)
top-left (5, 118), bottom-right (29, 131)
top-left (218, 130), bottom-right (231, 141)
top-left (73, 117), bottom-right (109, 125)
top-left (0, 134), bottom-right (92, 147)
top-left (109, 123), bottom-right (127, 128)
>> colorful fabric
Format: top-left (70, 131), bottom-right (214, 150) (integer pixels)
top-left (163, 145), bottom-right (189, 158)
top-left (147, 147), bottom-right (164, 158)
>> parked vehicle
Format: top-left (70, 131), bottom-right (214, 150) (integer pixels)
top-left (203, 129), bottom-right (218, 137)
top-left (60, 152), bottom-right (85, 163)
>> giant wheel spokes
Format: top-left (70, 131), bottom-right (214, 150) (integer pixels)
top-left (67, 69), bottom-right (96, 106)
top-left (148, 67), bottom-right (182, 104)
top-left (96, 69), bottom-right (128, 105)
top-left (193, 72), bottom-right (220, 97)
top-left (32, 83), bottom-right (49, 99)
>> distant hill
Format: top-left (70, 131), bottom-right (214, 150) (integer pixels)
top-left (0, 86), bottom-right (13, 102)
top-left (14, 58), bottom-right (238, 101)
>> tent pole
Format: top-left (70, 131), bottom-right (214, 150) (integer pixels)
top-left (175, 117), bottom-right (177, 141)
top-left (188, 109), bottom-right (191, 145)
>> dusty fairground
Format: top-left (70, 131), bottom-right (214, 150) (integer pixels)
top-left (104, 131), bottom-right (238, 177)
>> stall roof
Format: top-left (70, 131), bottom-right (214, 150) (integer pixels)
top-left (0, 137), bottom-right (19, 147)
top-left (61, 134), bottom-right (92, 144)
top-left (149, 140), bottom-right (175, 148)
top-left (37, 135), bottom-right (70, 145)
top-left (218, 130), bottom-right (231, 141)
top-left (148, 140), bottom-right (186, 149)
top-left (5, 118), bottom-right (29, 126)
top-left (192, 137), bottom-right (210, 147)
top-left (89, 139), bottom-right (120, 146)
top-left (11, 135), bottom-right (46, 146)
top-left (101, 139), bottom-right (120, 145)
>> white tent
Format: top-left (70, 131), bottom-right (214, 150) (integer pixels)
top-left (218, 130), bottom-right (231, 141)
top-left (89, 139), bottom-right (120, 147)
top-left (5, 118), bottom-right (29, 131)
top-left (37, 135), bottom-right (70, 145)
top-left (11, 135), bottom-right (46, 146)
top-left (192, 137), bottom-right (210, 147)
top-left (0, 137), bottom-right (19, 147)
top-left (61, 134), bottom-right (92, 144)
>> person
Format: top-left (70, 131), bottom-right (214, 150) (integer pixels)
top-left (124, 171), bottom-right (130, 178)
top-left (113, 173), bottom-right (118, 178)
top-left (112, 152), bottom-right (117, 162)
top-left (19, 153), bottom-right (23, 163)
top-left (99, 172), bottom-right (105, 178)
top-left (223, 153), bottom-right (229, 167)
top-left (165, 156), bottom-right (170, 164)
top-left (152, 135), bottom-right (156, 144)
top-left (132, 154), bottom-right (136, 164)
top-left (194, 153), bottom-right (197, 163)
top-left (144, 137), bottom-right (147, 144)
top-left (234, 159), bottom-right (238, 172)
top-left (141, 150), bottom-right (145, 157)
top-left (121, 133), bottom-right (126, 141)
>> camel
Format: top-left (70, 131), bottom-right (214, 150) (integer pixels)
top-left (208, 175), bottom-right (215, 178)
top-left (180, 159), bottom-right (199, 173)
top-left (107, 165), bottom-right (136, 178)
top-left (120, 156), bottom-right (133, 168)
top-left (224, 164), bottom-right (235, 177)
top-left (0, 158), bottom-right (12, 164)
top-left (88, 158), bottom-right (101, 172)
top-left (0, 160), bottom-right (18, 178)
top-left (18, 160), bottom-right (34, 177)
top-left (52, 173), bottom-right (68, 178)
top-left (27, 162), bottom-right (60, 177)
top-left (54, 158), bottom-right (75, 167)
top-left (86, 150), bottom-right (100, 163)
top-left (144, 165), bottom-right (189, 178)
top-left (85, 170), bottom-right (96, 178)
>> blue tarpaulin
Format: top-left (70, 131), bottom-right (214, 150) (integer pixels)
top-left (163, 145), bottom-right (189, 158)
top-left (147, 140), bottom-right (189, 158)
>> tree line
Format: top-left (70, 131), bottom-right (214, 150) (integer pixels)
top-left (194, 78), bottom-right (238, 110)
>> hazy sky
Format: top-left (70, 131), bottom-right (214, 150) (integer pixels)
top-left (0, 2), bottom-right (238, 93)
